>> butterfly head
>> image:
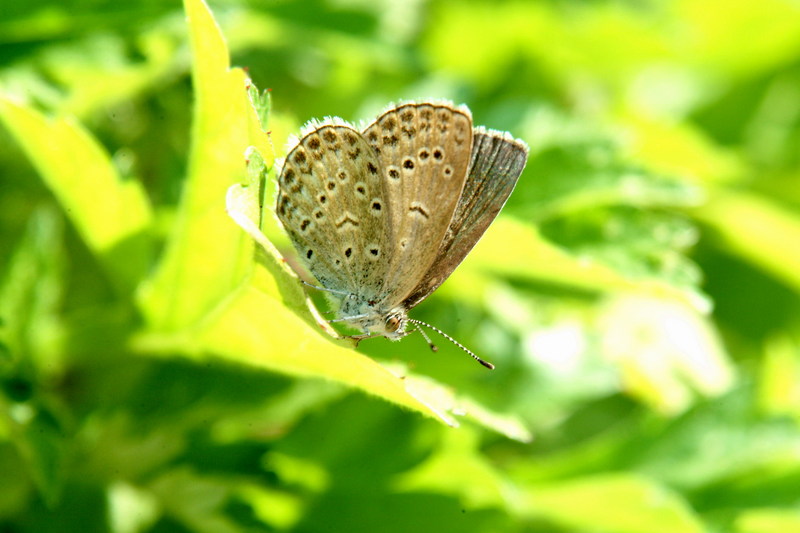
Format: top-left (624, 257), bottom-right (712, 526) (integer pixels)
top-left (380, 309), bottom-right (410, 340)
top-left (339, 294), bottom-right (409, 340)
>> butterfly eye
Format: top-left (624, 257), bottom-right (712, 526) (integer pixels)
top-left (385, 315), bottom-right (402, 333)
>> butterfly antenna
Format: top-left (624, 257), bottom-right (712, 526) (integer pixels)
top-left (413, 323), bottom-right (439, 352)
top-left (408, 319), bottom-right (495, 370)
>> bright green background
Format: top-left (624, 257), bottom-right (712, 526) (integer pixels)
top-left (2, 0), bottom-right (800, 532)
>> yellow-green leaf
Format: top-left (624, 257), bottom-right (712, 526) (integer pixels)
top-left (137, 0), bottom-right (272, 329)
top-left (522, 474), bottom-right (706, 533)
top-left (0, 96), bottom-right (153, 290)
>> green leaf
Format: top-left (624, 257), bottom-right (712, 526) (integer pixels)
top-left (0, 172), bottom-right (72, 512)
top-left (0, 444), bottom-right (33, 517)
top-left (247, 83), bottom-right (272, 135)
top-left (513, 143), bottom-right (703, 223)
top-left (203, 175), bottom-right (532, 438)
top-left (735, 508), bottom-right (800, 533)
top-left (137, 0), bottom-right (272, 330)
top-left (0, 206), bottom-right (65, 369)
top-left (392, 427), bottom-right (512, 509)
top-left (758, 336), bottom-right (800, 421)
top-left (0, 98), bottom-right (153, 291)
top-left (522, 474), bottom-right (706, 533)
top-left (693, 191), bottom-right (800, 294)
top-left (15, 407), bottom-right (69, 507)
top-left (460, 217), bottom-right (707, 311)
top-left (507, 133), bottom-right (707, 304)
top-left (147, 467), bottom-right (241, 533)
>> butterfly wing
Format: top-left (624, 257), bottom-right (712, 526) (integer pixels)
top-left (361, 102), bottom-right (474, 308)
top-left (277, 124), bottom-right (392, 301)
top-left (402, 127), bottom-right (529, 309)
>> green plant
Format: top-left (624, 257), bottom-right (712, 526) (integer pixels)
top-left (1, 1), bottom-right (799, 532)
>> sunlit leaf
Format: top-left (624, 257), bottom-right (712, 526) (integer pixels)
top-left (523, 474), bottom-right (705, 533)
top-left (392, 427), bottom-right (509, 509)
top-left (137, 0), bottom-right (272, 329)
top-left (735, 508), bottom-right (800, 533)
top-left (693, 191), bottom-right (800, 294)
top-left (0, 98), bottom-right (153, 290)
top-left (218, 169), bottom-right (532, 438)
top-left (759, 337), bottom-right (800, 421)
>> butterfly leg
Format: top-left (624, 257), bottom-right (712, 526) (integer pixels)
top-left (328, 313), bottom-right (369, 324)
top-left (326, 315), bottom-right (375, 345)
top-left (345, 332), bottom-right (380, 347)
top-left (298, 278), bottom-right (350, 297)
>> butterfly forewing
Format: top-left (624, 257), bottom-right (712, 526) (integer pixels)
top-left (361, 102), bottom-right (474, 307)
top-left (277, 124), bottom-right (392, 299)
top-left (402, 127), bottom-right (528, 309)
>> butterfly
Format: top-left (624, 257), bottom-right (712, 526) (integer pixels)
top-left (276, 101), bottom-right (528, 368)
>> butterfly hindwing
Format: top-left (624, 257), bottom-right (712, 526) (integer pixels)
top-left (277, 124), bottom-right (392, 300)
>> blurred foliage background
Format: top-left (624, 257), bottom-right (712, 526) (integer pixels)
top-left (2, 0), bottom-right (800, 532)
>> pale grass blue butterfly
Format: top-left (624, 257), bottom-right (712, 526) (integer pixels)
top-left (276, 101), bottom-right (528, 368)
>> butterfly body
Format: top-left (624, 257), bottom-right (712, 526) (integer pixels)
top-left (276, 101), bottom-right (528, 347)
top-left (338, 296), bottom-right (408, 340)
